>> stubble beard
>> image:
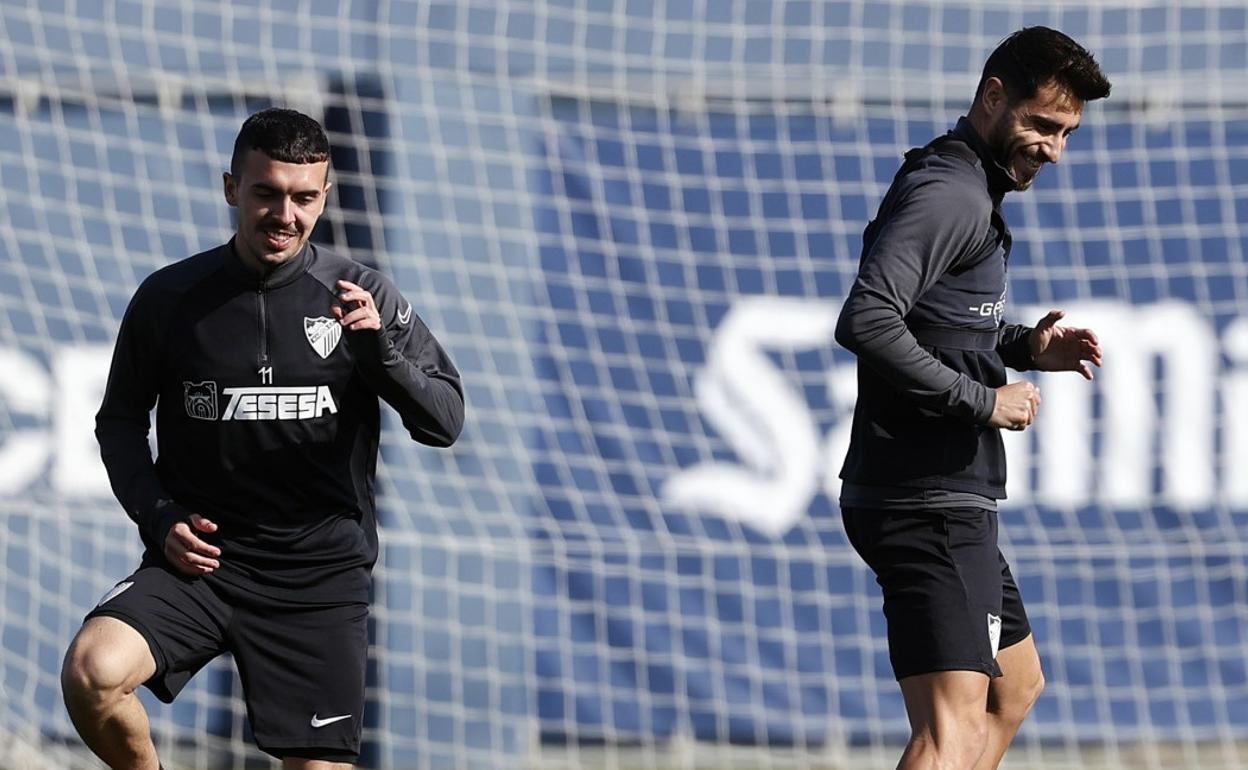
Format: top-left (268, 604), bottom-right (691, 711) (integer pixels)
top-left (987, 115), bottom-right (1043, 192)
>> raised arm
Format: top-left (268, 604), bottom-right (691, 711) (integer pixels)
top-left (334, 277), bottom-right (465, 446)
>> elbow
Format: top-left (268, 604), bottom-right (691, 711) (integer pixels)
top-left (834, 312), bottom-right (863, 356)
top-left (428, 418), bottom-right (463, 448)
top-left (408, 424), bottom-right (459, 448)
top-left (442, 396), bottom-right (466, 445)
top-left (94, 411), bottom-right (116, 443)
top-left (418, 432), bottom-right (457, 448)
top-left (413, 398), bottom-right (464, 448)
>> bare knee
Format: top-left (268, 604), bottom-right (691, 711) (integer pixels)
top-left (62, 638), bottom-right (130, 705)
top-left (1003, 668), bottom-right (1043, 713)
top-left (921, 714), bottom-right (991, 749)
top-left (61, 619), bottom-right (154, 709)
top-left (990, 668), bottom-right (1045, 727)
top-left (988, 634), bottom-right (1046, 731)
top-left (1026, 669), bottom-right (1046, 707)
top-left (907, 714), bottom-right (990, 769)
top-left (898, 669), bottom-right (995, 769)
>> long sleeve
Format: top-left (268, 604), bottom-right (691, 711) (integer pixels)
top-left (835, 175), bottom-right (996, 425)
top-left (996, 323), bottom-right (1035, 371)
top-left (95, 282), bottom-right (189, 553)
top-left (345, 282), bottom-right (464, 446)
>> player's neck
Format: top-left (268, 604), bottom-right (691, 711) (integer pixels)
top-left (229, 236), bottom-right (293, 279)
top-left (965, 108), bottom-right (995, 148)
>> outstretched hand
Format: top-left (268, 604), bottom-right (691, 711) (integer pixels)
top-left (1029, 309), bottom-right (1102, 380)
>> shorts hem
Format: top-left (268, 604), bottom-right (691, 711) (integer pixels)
top-left (894, 659), bottom-right (996, 681)
top-left (253, 736), bottom-right (360, 761)
top-left (999, 628), bottom-right (1032, 651)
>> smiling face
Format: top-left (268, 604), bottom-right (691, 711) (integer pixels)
top-left (223, 149), bottom-right (331, 273)
top-left (980, 78), bottom-right (1084, 191)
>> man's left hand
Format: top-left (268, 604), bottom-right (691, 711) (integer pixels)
top-left (1029, 309), bottom-right (1102, 380)
top-left (333, 279), bottom-right (383, 331)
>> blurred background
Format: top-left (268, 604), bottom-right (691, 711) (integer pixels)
top-left (0, 1), bottom-right (1245, 768)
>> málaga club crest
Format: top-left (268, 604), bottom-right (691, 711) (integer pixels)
top-left (304, 316), bottom-right (343, 359)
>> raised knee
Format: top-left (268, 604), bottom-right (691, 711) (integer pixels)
top-left (61, 636), bottom-right (140, 706)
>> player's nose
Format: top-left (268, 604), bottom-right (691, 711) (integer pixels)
top-left (1040, 135), bottom-right (1065, 164)
top-left (273, 197), bottom-right (297, 224)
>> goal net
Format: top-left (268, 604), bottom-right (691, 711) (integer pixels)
top-left (1, 2), bottom-right (1246, 769)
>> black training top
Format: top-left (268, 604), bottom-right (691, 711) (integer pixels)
top-left (836, 117), bottom-right (1035, 505)
top-left (96, 240), bottom-right (464, 600)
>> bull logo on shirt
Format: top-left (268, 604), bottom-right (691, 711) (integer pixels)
top-left (305, 316), bottom-right (342, 359)
top-left (184, 381), bottom-right (218, 420)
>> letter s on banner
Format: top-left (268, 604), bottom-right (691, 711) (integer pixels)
top-left (662, 297), bottom-right (839, 537)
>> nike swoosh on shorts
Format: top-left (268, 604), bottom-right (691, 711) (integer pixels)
top-left (310, 713), bottom-right (352, 728)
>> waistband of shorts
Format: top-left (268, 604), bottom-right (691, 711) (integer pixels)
top-left (840, 482), bottom-right (998, 512)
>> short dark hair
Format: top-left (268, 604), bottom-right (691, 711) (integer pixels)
top-left (975, 27), bottom-right (1111, 106)
top-left (230, 108), bottom-right (330, 177)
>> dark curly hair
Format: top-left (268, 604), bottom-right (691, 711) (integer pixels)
top-left (230, 108), bottom-right (330, 177)
top-left (975, 27), bottom-right (1112, 105)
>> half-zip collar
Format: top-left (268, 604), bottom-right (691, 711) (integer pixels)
top-left (221, 237), bottom-right (315, 289)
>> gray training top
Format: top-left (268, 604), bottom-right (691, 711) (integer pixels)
top-left (836, 117), bottom-right (1036, 512)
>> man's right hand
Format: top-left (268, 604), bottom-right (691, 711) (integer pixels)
top-left (989, 381), bottom-right (1041, 431)
top-left (164, 514), bottom-right (221, 576)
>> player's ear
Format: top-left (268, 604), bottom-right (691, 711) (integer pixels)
top-left (223, 172), bottom-right (238, 206)
top-left (980, 77), bottom-right (1008, 119)
top-left (321, 163), bottom-right (333, 198)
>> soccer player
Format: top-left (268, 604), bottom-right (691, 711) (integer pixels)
top-left (835, 28), bottom-right (1109, 770)
top-left (60, 108), bottom-right (464, 769)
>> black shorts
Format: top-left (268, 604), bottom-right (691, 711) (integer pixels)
top-left (841, 506), bottom-right (1031, 680)
top-left (86, 564), bottom-right (367, 761)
